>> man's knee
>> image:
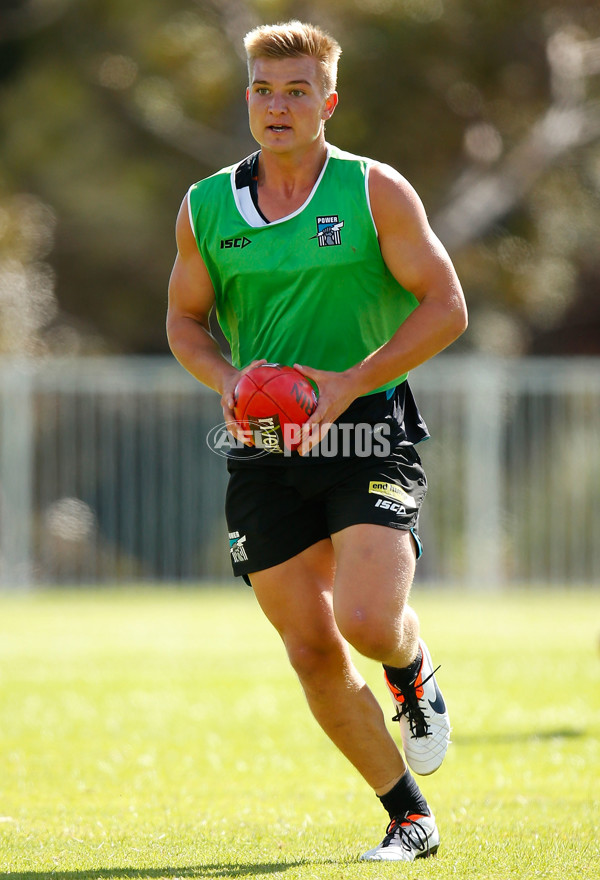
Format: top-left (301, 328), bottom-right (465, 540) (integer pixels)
top-left (331, 527), bottom-right (418, 661)
top-left (283, 633), bottom-right (347, 686)
top-left (335, 605), bottom-right (400, 661)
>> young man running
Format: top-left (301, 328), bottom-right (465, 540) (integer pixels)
top-left (167, 20), bottom-right (467, 861)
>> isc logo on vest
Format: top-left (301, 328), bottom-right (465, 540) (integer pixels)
top-left (220, 236), bottom-right (251, 249)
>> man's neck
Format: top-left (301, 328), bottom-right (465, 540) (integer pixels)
top-left (257, 139), bottom-right (329, 200)
top-left (251, 140), bottom-right (329, 222)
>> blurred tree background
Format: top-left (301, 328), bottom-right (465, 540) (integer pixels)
top-left (1, 0), bottom-right (599, 359)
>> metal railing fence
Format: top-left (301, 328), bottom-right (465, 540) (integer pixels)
top-left (0, 355), bottom-right (598, 588)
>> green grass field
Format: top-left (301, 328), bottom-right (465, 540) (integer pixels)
top-left (0, 586), bottom-right (598, 879)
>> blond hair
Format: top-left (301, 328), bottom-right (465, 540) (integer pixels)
top-left (244, 20), bottom-right (342, 96)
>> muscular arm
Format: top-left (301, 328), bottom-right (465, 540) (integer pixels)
top-left (166, 196), bottom-right (238, 407)
top-left (349, 161), bottom-right (468, 394)
top-left (296, 162), bottom-right (467, 446)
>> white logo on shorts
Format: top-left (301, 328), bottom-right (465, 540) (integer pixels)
top-left (229, 531), bottom-right (248, 563)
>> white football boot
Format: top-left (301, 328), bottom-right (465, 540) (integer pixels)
top-left (384, 639), bottom-right (451, 775)
top-left (361, 811), bottom-right (440, 861)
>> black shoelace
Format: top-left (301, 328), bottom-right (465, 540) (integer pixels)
top-left (390, 665), bottom-right (441, 738)
top-left (381, 814), bottom-right (432, 855)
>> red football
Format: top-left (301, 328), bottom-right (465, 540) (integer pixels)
top-left (233, 364), bottom-right (318, 452)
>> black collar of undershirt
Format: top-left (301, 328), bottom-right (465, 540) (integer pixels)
top-left (234, 151), bottom-right (270, 224)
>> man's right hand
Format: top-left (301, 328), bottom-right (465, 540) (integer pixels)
top-left (221, 359), bottom-right (268, 445)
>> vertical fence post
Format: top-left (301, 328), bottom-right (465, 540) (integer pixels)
top-left (464, 358), bottom-right (506, 589)
top-left (0, 364), bottom-right (34, 587)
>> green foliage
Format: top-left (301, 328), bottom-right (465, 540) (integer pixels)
top-left (0, 587), bottom-right (598, 878)
top-left (1, 0), bottom-right (600, 356)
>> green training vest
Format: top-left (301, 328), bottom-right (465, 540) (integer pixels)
top-left (187, 144), bottom-right (419, 394)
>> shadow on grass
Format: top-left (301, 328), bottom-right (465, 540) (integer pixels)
top-left (0, 864), bottom-right (307, 880)
top-left (452, 726), bottom-right (585, 745)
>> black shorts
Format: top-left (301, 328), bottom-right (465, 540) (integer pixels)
top-left (225, 443), bottom-right (427, 581)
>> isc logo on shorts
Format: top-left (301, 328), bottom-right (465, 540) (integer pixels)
top-left (368, 481), bottom-right (417, 510)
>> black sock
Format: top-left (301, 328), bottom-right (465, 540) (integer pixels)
top-left (378, 770), bottom-right (429, 819)
top-left (383, 645), bottom-right (422, 688)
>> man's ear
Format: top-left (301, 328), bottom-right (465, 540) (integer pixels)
top-left (323, 91), bottom-right (338, 120)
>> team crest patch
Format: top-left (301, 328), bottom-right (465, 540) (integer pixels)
top-left (229, 531), bottom-right (248, 563)
top-left (311, 215), bottom-right (344, 247)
